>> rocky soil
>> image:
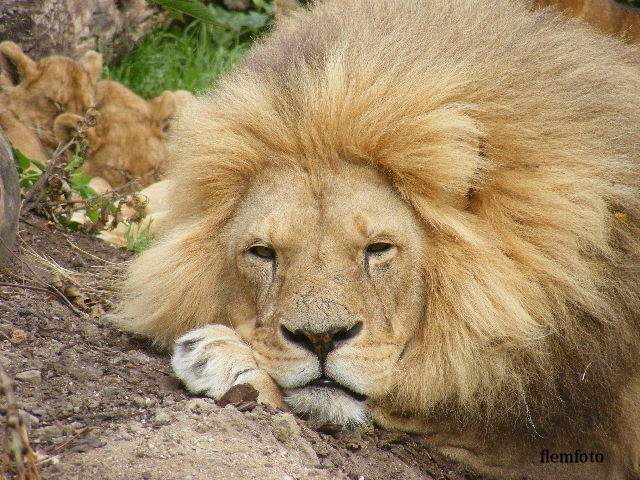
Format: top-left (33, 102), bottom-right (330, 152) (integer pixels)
top-left (0, 213), bottom-right (477, 480)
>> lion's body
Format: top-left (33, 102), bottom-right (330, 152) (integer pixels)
top-left (82, 80), bottom-right (177, 189)
top-left (117, 0), bottom-right (640, 478)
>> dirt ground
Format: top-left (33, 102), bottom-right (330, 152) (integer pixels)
top-left (0, 213), bottom-right (478, 480)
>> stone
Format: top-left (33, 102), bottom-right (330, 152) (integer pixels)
top-left (0, 0), bottom-right (161, 61)
top-left (217, 383), bottom-right (258, 407)
top-left (271, 413), bottom-right (300, 443)
top-left (81, 324), bottom-right (101, 341)
top-left (15, 369), bottom-right (42, 384)
top-left (19, 409), bottom-right (39, 429)
top-left (132, 395), bottom-right (147, 408)
top-left (67, 365), bottom-right (104, 381)
top-left (151, 410), bottom-right (171, 427)
top-left (185, 398), bottom-right (217, 414)
top-left (10, 329), bottom-right (27, 344)
top-left (0, 126), bottom-right (19, 264)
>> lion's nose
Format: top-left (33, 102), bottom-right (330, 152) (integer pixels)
top-left (280, 322), bottom-right (363, 362)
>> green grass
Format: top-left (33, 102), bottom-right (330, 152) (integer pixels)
top-left (124, 218), bottom-right (156, 253)
top-left (102, 0), bottom-right (274, 99)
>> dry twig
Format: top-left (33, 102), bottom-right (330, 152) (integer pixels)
top-left (20, 138), bottom-right (75, 213)
top-left (0, 365), bottom-right (41, 480)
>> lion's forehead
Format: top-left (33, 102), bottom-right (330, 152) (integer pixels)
top-left (225, 162), bottom-right (423, 249)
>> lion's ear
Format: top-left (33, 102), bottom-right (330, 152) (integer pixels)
top-left (375, 105), bottom-right (488, 212)
top-left (78, 50), bottom-right (103, 84)
top-left (150, 90), bottom-right (177, 131)
top-left (0, 41), bottom-right (38, 88)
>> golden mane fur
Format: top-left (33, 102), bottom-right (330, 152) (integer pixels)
top-left (118, 0), bottom-right (640, 477)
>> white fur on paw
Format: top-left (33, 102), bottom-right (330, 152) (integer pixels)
top-left (171, 325), bottom-right (264, 400)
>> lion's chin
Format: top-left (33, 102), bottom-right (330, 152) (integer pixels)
top-left (284, 386), bottom-right (369, 428)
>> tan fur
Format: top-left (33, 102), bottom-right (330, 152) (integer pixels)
top-left (0, 41), bottom-right (101, 160)
top-left (277, 0), bottom-right (640, 43)
top-left (54, 81), bottom-right (180, 189)
top-left (116, 0), bottom-right (640, 478)
top-left (534, 0), bottom-right (640, 43)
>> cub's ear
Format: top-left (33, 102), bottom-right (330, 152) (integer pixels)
top-left (150, 91), bottom-right (177, 131)
top-left (54, 113), bottom-right (98, 146)
top-left (78, 50), bottom-right (103, 83)
top-left (0, 41), bottom-right (38, 88)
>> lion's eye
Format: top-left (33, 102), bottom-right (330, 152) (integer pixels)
top-left (248, 245), bottom-right (276, 260)
top-left (365, 242), bottom-right (394, 254)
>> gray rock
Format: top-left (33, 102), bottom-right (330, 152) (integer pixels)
top-left (14, 369), bottom-right (42, 384)
top-left (132, 395), bottom-right (147, 408)
top-left (81, 323), bottom-right (101, 341)
top-left (39, 424), bottom-right (63, 441)
top-left (67, 365), bottom-right (103, 381)
top-left (18, 409), bottom-right (39, 429)
top-left (0, 0), bottom-right (160, 61)
top-left (0, 125), bottom-right (19, 265)
top-left (271, 413), bottom-right (300, 443)
top-left (152, 410), bottom-right (172, 427)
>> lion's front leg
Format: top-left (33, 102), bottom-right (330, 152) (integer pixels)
top-left (171, 325), bottom-right (286, 408)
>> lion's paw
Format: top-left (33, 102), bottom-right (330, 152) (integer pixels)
top-left (171, 325), bottom-right (285, 408)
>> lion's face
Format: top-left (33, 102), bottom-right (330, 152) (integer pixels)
top-left (80, 81), bottom-right (177, 189)
top-left (221, 161), bottom-right (426, 425)
top-left (0, 42), bottom-right (102, 150)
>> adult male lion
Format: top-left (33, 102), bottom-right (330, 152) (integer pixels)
top-left (117, 0), bottom-right (640, 478)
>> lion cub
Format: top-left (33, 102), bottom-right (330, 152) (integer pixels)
top-left (0, 41), bottom-right (102, 161)
top-left (54, 80), bottom-right (187, 190)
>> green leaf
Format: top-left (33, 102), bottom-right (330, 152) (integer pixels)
top-left (151, 0), bottom-right (224, 26)
top-left (64, 152), bottom-right (85, 171)
top-left (124, 218), bottom-right (156, 253)
top-left (12, 147), bottom-right (31, 171)
top-left (86, 210), bottom-right (99, 224)
top-left (31, 159), bottom-right (45, 171)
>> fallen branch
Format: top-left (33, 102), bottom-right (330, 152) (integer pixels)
top-left (44, 427), bottom-right (93, 458)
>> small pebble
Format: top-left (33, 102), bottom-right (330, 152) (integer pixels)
top-left (11, 329), bottom-right (27, 344)
top-left (18, 410), bottom-right (39, 428)
top-left (15, 369), bottom-right (42, 384)
top-left (152, 411), bottom-right (171, 427)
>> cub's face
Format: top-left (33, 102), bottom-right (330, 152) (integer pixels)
top-left (0, 43), bottom-right (102, 149)
top-left (221, 161), bottom-right (426, 426)
top-left (81, 82), bottom-right (176, 189)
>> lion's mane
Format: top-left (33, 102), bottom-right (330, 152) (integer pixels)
top-left (118, 0), bottom-right (640, 465)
